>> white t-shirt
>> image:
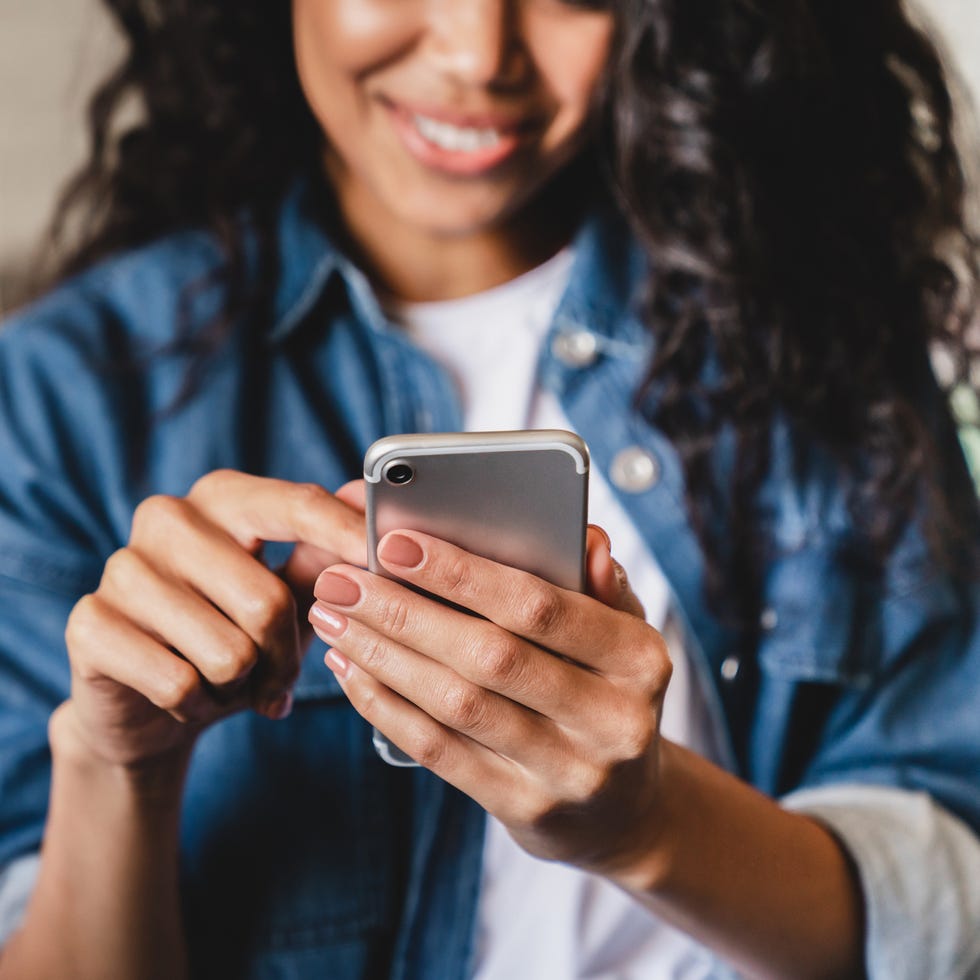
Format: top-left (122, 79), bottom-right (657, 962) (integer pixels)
top-left (390, 251), bottom-right (724, 980)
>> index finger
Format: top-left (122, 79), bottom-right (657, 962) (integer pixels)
top-left (188, 470), bottom-right (367, 566)
top-left (374, 530), bottom-right (664, 680)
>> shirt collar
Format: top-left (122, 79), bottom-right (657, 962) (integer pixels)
top-left (267, 181), bottom-right (648, 348)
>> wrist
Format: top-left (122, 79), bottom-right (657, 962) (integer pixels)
top-left (48, 702), bottom-right (192, 807)
top-left (605, 739), bottom-right (691, 895)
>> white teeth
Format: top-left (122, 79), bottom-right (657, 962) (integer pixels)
top-left (413, 114), bottom-right (503, 152)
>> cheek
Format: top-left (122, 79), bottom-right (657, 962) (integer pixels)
top-left (533, 17), bottom-right (614, 132)
top-left (291, 0), bottom-right (419, 123)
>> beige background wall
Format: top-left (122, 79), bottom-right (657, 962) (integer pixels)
top-left (1, 1), bottom-right (978, 310)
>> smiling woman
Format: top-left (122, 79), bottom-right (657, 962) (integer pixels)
top-left (291, 0), bottom-right (613, 299)
top-left (0, 1), bottom-right (980, 979)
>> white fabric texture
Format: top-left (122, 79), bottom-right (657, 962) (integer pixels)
top-left (392, 250), bottom-right (725, 979)
top-left (784, 784), bottom-right (980, 980)
top-left (0, 853), bottom-right (38, 949)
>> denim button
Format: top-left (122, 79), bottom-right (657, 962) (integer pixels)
top-left (720, 656), bottom-right (741, 682)
top-left (760, 606), bottom-right (778, 631)
top-left (610, 446), bottom-right (660, 493)
top-left (551, 328), bottom-right (599, 368)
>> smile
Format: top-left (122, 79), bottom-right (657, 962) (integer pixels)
top-left (385, 101), bottom-right (529, 176)
top-left (412, 114), bottom-right (503, 153)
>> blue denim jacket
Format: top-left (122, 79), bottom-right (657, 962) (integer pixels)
top-left (1, 185), bottom-right (979, 979)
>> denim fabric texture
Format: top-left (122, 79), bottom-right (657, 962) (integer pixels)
top-left (1, 184), bottom-right (979, 978)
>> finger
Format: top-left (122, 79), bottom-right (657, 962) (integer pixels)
top-left (309, 599), bottom-right (565, 765)
top-left (586, 527), bottom-right (646, 619)
top-left (98, 548), bottom-right (262, 709)
top-left (128, 497), bottom-right (301, 704)
top-left (312, 567), bottom-right (614, 727)
top-left (187, 470), bottom-right (367, 566)
top-left (372, 530), bottom-right (663, 680)
top-left (334, 479), bottom-right (366, 513)
top-left (68, 595), bottom-right (220, 725)
top-left (279, 481), bottom-right (367, 624)
top-left (327, 654), bottom-right (519, 804)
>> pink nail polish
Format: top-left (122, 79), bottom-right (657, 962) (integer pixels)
top-left (325, 648), bottom-right (350, 679)
top-left (316, 572), bottom-right (361, 607)
top-left (378, 533), bottom-right (424, 569)
top-left (311, 603), bottom-right (347, 636)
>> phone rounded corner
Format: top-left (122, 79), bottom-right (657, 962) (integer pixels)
top-left (544, 430), bottom-right (590, 475)
top-left (364, 435), bottom-right (412, 483)
top-left (372, 728), bottom-right (420, 767)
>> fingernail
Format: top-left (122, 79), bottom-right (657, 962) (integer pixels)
top-left (265, 690), bottom-right (293, 720)
top-left (316, 572), bottom-right (361, 607)
top-left (590, 524), bottom-right (612, 552)
top-left (311, 603), bottom-right (347, 636)
top-left (325, 648), bottom-right (350, 679)
top-left (378, 533), bottom-right (424, 569)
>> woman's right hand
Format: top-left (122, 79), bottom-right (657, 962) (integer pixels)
top-left (59, 470), bottom-right (367, 770)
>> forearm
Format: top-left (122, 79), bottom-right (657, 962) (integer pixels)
top-left (616, 741), bottom-right (865, 980)
top-left (0, 704), bottom-right (190, 980)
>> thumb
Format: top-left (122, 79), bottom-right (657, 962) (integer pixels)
top-left (585, 524), bottom-right (646, 619)
top-left (280, 479), bottom-right (368, 631)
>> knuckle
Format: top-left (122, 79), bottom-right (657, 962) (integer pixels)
top-left (210, 636), bottom-right (259, 686)
top-left (473, 632), bottom-right (522, 687)
top-left (410, 728), bottom-right (448, 770)
top-left (65, 594), bottom-right (103, 652)
top-left (375, 591), bottom-right (412, 639)
top-left (132, 494), bottom-right (188, 536)
top-left (354, 679), bottom-right (378, 718)
top-left (100, 548), bottom-right (142, 595)
top-left (565, 761), bottom-right (609, 806)
top-left (358, 632), bottom-right (389, 671)
top-left (244, 579), bottom-right (296, 640)
top-left (188, 468), bottom-right (234, 501)
top-left (155, 664), bottom-right (201, 715)
top-left (438, 682), bottom-right (485, 732)
top-left (291, 481), bottom-right (330, 512)
top-left (616, 707), bottom-right (654, 761)
top-left (437, 554), bottom-right (473, 601)
top-left (516, 587), bottom-right (562, 636)
top-left (629, 626), bottom-right (672, 688)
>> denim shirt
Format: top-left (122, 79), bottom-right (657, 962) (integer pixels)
top-left (1, 185), bottom-right (979, 979)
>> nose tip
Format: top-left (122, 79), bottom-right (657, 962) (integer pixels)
top-left (427, 1), bottom-right (528, 88)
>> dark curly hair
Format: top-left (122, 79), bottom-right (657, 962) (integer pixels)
top-left (43, 0), bottom-right (980, 628)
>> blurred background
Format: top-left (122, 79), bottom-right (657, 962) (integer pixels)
top-left (1, 0), bottom-right (978, 313)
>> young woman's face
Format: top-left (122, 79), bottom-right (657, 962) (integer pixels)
top-left (292, 0), bottom-right (614, 242)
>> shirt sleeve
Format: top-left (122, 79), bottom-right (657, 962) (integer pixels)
top-left (0, 853), bottom-right (40, 948)
top-left (783, 784), bottom-right (980, 980)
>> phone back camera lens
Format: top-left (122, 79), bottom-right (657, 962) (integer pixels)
top-left (384, 462), bottom-right (415, 486)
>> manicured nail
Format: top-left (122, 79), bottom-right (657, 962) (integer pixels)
top-left (265, 690), bottom-right (293, 720)
top-left (316, 572), bottom-right (361, 607)
top-left (378, 533), bottom-right (424, 569)
top-left (311, 603), bottom-right (347, 636)
top-left (325, 648), bottom-right (350, 679)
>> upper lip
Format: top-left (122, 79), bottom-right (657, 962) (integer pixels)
top-left (381, 96), bottom-right (537, 133)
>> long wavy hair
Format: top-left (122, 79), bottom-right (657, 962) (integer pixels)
top-left (43, 0), bottom-right (980, 628)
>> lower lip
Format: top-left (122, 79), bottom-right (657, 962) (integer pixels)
top-left (386, 105), bottom-right (526, 177)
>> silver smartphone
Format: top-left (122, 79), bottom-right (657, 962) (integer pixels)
top-left (363, 429), bottom-right (590, 766)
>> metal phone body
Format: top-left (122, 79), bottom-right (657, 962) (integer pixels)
top-left (363, 430), bottom-right (590, 766)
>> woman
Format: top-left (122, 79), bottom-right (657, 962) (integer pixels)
top-left (1, 1), bottom-right (979, 977)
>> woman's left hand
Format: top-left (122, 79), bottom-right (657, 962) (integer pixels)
top-left (309, 513), bottom-right (673, 880)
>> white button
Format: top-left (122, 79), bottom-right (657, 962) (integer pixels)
top-left (551, 329), bottom-right (599, 368)
top-left (610, 446), bottom-right (660, 493)
top-left (760, 607), bottom-right (778, 631)
top-left (720, 656), bottom-right (740, 682)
